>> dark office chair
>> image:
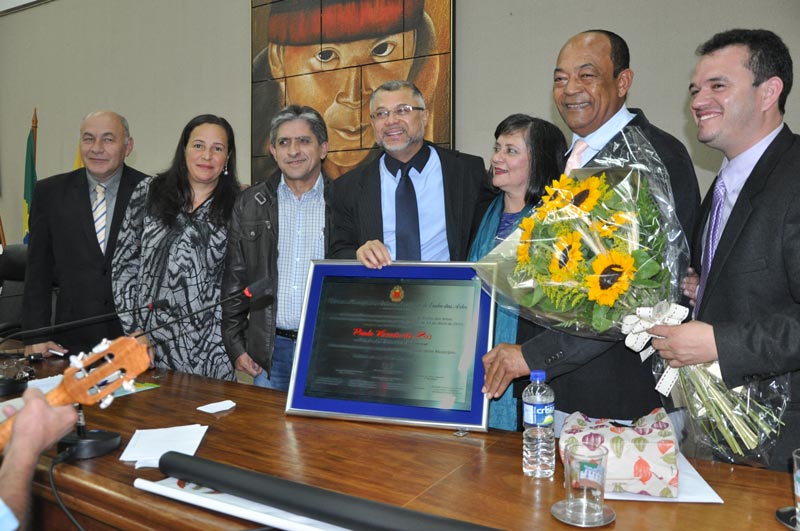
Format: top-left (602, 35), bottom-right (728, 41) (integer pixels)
top-left (0, 244), bottom-right (27, 336)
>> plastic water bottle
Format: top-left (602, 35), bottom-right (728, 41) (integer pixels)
top-left (522, 370), bottom-right (555, 478)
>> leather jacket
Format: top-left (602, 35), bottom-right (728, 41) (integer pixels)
top-left (221, 171), bottom-right (332, 374)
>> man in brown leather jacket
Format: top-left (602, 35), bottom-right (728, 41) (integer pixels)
top-left (222, 105), bottom-right (332, 390)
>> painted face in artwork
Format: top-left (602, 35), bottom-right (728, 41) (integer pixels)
top-left (261, 0), bottom-right (444, 178)
top-left (270, 32), bottom-right (415, 173)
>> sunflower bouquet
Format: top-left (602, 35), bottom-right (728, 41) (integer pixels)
top-left (475, 126), bottom-right (689, 339)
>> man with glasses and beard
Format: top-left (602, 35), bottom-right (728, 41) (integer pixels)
top-left (329, 80), bottom-right (492, 266)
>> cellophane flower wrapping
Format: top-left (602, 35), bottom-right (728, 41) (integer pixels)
top-left (653, 356), bottom-right (788, 467)
top-left (475, 126), bottom-right (689, 339)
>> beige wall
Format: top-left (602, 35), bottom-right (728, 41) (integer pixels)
top-left (1, 0), bottom-right (799, 244)
top-left (455, 0), bottom-right (800, 200)
top-left (0, 0), bottom-right (251, 244)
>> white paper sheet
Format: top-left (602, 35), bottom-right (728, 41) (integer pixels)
top-left (605, 453), bottom-right (723, 503)
top-left (134, 477), bottom-right (351, 531)
top-left (119, 424), bottom-right (208, 468)
top-left (26, 374), bottom-right (62, 393)
top-left (197, 400), bottom-right (236, 413)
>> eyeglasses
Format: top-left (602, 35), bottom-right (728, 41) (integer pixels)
top-left (370, 104), bottom-right (425, 121)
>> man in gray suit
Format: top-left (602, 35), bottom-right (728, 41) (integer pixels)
top-left (653, 29), bottom-right (799, 472)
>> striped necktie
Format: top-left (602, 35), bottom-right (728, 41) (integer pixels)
top-left (93, 183), bottom-right (107, 253)
top-left (694, 175), bottom-right (727, 314)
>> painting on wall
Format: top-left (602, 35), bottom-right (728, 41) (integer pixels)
top-left (251, 0), bottom-right (453, 181)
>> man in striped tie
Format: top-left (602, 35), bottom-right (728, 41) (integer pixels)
top-left (21, 111), bottom-right (147, 356)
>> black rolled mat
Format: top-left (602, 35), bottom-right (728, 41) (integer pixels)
top-left (159, 451), bottom-right (502, 531)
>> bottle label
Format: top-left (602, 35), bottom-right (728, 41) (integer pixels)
top-left (523, 401), bottom-right (555, 426)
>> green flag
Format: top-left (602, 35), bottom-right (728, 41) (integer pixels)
top-left (23, 126), bottom-right (37, 244)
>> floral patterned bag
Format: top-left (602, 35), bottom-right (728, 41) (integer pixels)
top-left (558, 408), bottom-right (679, 497)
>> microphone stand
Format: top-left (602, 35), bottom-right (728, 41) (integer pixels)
top-left (134, 279), bottom-right (272, 340)
top-left (0, 299), bottom-right (170, 347)
top-left (0, 300), bottom-right (171, 398)
top-left (58, 404), bottom-right (121, 459)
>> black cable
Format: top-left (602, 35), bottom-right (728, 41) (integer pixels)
top-left (48, 447), bottom-right (86, 531)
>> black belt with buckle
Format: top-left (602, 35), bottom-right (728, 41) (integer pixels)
top-left (275, 328), bottom-right (298, 340)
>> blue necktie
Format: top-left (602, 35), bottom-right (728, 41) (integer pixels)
top-left (395, 166), bottom-right (421, 260)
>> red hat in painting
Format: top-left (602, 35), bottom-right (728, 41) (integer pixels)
top-left (267, 0), bottom-right (425, 45)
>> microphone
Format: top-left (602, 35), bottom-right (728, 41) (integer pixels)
top-left (0, 299), bottom-right (170, 345)
top-left (135, 279), bottom-right (271, 340)
top-left (243, 277), bottom-right (270, 299)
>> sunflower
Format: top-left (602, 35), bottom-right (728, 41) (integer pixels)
top-left (591, 211), bottom-right (634, 238)
top-left (517, 241), bottom-right (532, 265)
top-left (586, 250), bottom-right (637, 306)
top-left (536, 175), bottom-right (574, 220)
top-left (520, 216), bottom-right (535, 240)
top-left (591, 219), bottom-right (617, 238)
top-left (549, 231), bottom-right (584, 282)
top-left (612, 211), bottom-right (635, 225)
top-left (514, 217), bottom-right (536, 266)
top-left (569, 175), bottom-right (605, 213)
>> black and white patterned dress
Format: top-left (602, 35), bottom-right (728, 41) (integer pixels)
top-left (112, 177), bottom-right (234, 381)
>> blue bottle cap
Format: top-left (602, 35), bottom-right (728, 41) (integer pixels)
top-left (530, 370), bottom-right (546, 382)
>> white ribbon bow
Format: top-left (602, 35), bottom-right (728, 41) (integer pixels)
top-left (621, 301), bottom-right (689, 360)
top-left (620, 301), bottom-right (690, 397)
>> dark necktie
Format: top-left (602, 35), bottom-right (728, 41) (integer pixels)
top-left (395, 165), bottom-right (421, 260)
top-left (694, 175), bottom-right (727, 314)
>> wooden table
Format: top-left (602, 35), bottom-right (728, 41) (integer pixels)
top-left (24, 358), bottom-right (793, 530)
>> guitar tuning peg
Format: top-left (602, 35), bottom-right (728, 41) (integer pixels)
top-left (69, 355), bottom-right (85, 370)
top-left (99, 395), bottom-right (115, 409)
top-left (93, 338), bottom-right (111, 353)
top-left (122, 379), bottom-right (136, 393)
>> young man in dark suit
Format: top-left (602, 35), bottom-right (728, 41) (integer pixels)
top-left (653, 29), bottom-right (799, 472)
top-left (22, 111), bottom-right (147, 355)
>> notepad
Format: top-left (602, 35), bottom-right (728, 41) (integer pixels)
top-left (120, 424), bottom-right (207, 468)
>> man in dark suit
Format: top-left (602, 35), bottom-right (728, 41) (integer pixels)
top-left (653, 29), bottom-right (799, 472)
top-left (482, 30), bottom-right (701, 428)
top-left (22, 111), bottom-right (146, 355)
top-left (328, 80), bottom-right (491, 265)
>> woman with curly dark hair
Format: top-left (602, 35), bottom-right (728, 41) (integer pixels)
top-left (113, 114), bottom-right (240, 380)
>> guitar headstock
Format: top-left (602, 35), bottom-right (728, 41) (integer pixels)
top-left (61, 337), bottom-right (150, 407)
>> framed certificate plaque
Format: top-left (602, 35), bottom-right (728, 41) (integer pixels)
top-left (286, 261), bottom-right (495, 432)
